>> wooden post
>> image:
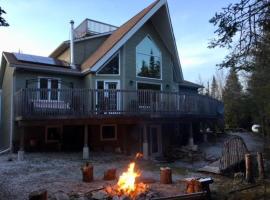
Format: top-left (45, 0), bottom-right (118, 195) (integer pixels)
top-left (257, 152), bottom-right (265, 179)
top-left (81, 162), bottom-right (93, 182)
top-left (160, 167), bottom-right (172, 184)
top-left (29, 189), bottom-right (47, 200)
top-left (188, 122), bottom-right (194, 146)
top-left (142, 124), bottom-right (148, 160)
top-left (103, 168), bottom-right (117, 180)
top-left (83, 125), bottom-right (89, 160)
top-left (18, 128), bottom-right (25, 161)
top-left (245, 154), bottom-right (254, 183)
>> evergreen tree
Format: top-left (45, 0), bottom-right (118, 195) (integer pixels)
top-left (248, 28), bottom-right (270, 135)
top-left (223, 69), bottom-right (243, 128)
top-left (210, 76), bottom-right (218, 99)
top-left (0, 7), bottom-right (9, 26)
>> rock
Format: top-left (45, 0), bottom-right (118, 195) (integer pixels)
top-left (54, 191), bottom-right (70, 200)
top-left (91, 191), bottom-right (109, 200)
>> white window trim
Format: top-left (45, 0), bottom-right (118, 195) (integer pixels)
top-left (100, 124), bottom-right (117, 141)
top-left (37, 76), bottom-right (61, 101)
top-left (135, 35), bottom-right (162, 80)
top-left (96, 52), bottom-right (120, 76)
top-left (45, 125), bottom-right (62, 143)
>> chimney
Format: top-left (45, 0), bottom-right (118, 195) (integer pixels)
top-left (70, 20), bottom-right (75, 69)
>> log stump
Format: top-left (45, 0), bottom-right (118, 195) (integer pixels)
top-left (29, 189), bottom-right (47, 200)
top-left (245, 154), bottom-right (254, 183)
top-left (103, 168), bottom-right (116, 180)
top-left (257, 152), bottom-right (265, 179)
top-left (186, 179), bottom-right (202, 194)
top-left (81, 162), bottom-right (93, 182)
top-left (160, 167), bottom-right (172, 184)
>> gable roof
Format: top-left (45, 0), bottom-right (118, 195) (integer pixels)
top-left (81, 0), bottom-right (161, 72)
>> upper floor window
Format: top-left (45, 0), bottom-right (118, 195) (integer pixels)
top-left (136, 36), bottom-right (161, 79)
top-left (97, 53), bottom-right (119, 75)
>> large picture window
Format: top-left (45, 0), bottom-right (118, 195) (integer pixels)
top-left (136, 36), bottom-right (161, 79)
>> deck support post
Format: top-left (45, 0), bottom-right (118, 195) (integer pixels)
top-left (142, 124), bottom-right (149, 160)
top-left (188, 122), bottom-right (194, 146)
top-left (18, 128), bottom-right (25, 161)
top-left (83, 125), bottom-right (89, 160)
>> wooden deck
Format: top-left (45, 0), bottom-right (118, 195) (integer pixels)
top-left (14, 88), bottom-right (224, 121)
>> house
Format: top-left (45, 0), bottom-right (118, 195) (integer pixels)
top-left (0, 0), bottom-right (223, 160)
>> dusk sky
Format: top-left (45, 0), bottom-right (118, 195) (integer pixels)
top-left (0, 0), bottom-right (232, 82)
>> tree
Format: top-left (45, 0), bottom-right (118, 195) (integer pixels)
top-left (209, 0), bottom-right (270, 71)
top-left (210, 76), bottom-right (218, 99)
top-left (0, 7), bottom-right (9, 27)
top-left (223, 69), bottom-right (243, 128)
top-left (248, 29), bottom-right (270, 135)
top-left (215, 69), bottom-right (226, 100)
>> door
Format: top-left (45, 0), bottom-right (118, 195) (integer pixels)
top-left (149, 125), bottom-right (162, 157)
top-left (96, 80), bottom-right (120, 112)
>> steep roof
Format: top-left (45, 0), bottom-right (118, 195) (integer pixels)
top-left (81, 0), bottom-right (160, 71)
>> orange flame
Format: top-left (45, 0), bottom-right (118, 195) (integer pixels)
top-left (117, 162), bottom-right (138, 193)
top-left (105, 161), bottom-right (148, 199)
top-left (135, 152), bottom-right (143, 159)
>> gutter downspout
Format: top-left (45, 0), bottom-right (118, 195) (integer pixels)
top-left (10, 71), bottom-right (15, 154)
top-left (70, 20), bottom-right (75, 69)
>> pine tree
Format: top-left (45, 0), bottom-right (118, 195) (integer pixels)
top-left (223, 69), bottom-right (243, 128)
top-left (0, 7), bottom-right (9, 26)
top-left (248, 28), bottom-right (270, 135)
top-left (210, 76), bottom-right (218, 99)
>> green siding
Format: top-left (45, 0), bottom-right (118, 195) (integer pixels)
top-left (15, 70), bottom-right (84, 91)
top-left (0, 64), bottom-right (14, 149)
top-left (58, 35), bottom-right (109, 65)
top-left (122, 21), bottom-right (176, 92)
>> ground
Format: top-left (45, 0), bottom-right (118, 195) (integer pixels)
top-left (0, 132), bottom-right (270, 200)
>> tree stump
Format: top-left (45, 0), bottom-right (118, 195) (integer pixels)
top-left (257, 152), bottom-right (265, 179)
top-left (160, 167), bottom-right (172, 184)
top-left (103, 168), bottom-right (116, 180)
top-left (186, 179), bottom-right (202, 194)
top-left (29, 189), bottom-right (47, 200)
top-left (81, 162), bottom-right (93, 182)
top-left (245, 154), bottom-right (254, 183)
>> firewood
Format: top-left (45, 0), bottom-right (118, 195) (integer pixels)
top-left (81, 162), bottom-right (93, 182)
top-left (29, 189), bottom-right (47, 200)
top-left (160, 167), bottom-right (172, 184)
top-left (103, 168), bottom-right (116, 180)
top-left (257, 152), bottom-right (265, 179)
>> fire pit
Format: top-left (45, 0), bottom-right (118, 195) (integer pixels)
top-left (105, 162), bottom-right (149, 199)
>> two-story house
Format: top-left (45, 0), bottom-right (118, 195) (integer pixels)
top-left (0, 0), bottom-right (223, 160)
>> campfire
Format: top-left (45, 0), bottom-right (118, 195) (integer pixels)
top-left (105, 160), bottom-right (149, 199)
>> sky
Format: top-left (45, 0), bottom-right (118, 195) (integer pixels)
top-left (0, 0), bottom-right (232, 83)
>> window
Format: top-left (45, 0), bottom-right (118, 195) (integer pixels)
top-left (38, 78), bottom-right (60, 100)
top-left (136, 36), bottom-right (161, 79)
top-left (100, 125), bottom-right (117, 141)
top-left (45, 126), bottom-right (61, 143)
top-left (97, 54), bottom-right (119, 75)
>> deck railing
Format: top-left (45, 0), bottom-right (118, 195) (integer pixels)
top-left (14, 88), bottom-right (224, 120)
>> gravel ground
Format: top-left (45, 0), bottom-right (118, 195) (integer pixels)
top-left (0, 132), bottom-right (269, 200)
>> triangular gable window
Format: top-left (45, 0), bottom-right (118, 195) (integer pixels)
top-left (97, 53), bottom-right (119, 75)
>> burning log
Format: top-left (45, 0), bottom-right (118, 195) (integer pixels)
top-left (81, 162), bottom-right (93, 182)
top-left (29, 189), bottom-right (47, 200)
top-left (103, 168), bottom-right (117, 180)
top-left (160, 167), bottom-right (172, 184)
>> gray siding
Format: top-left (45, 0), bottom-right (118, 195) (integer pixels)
top-left (0, 64), bottom-right (14, 149)
top-left (58, 35), bottom-right (109, 65)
